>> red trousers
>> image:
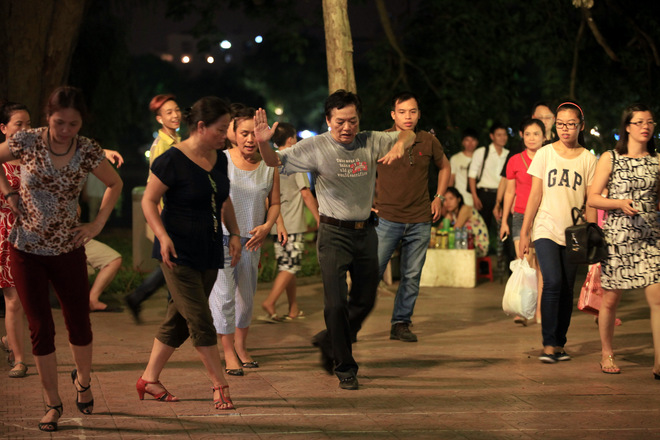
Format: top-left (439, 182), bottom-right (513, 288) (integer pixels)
top-left (10, 245), bottom-right (92, 356)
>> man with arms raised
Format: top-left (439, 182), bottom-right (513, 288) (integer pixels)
top-left (254, 90), bottom-right (414, 390)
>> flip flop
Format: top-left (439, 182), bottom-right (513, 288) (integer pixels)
top-left (257, 314), bottom-right (282, 323)
top-left (282, 311), bottom-right (306, 321)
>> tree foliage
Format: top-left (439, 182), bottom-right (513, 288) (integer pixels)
top-left (362, 0), bottom-right (660, 154)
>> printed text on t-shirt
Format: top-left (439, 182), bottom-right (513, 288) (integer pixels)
top-left (548, 169), bottom-right (583, 191)
top-left (336, 158), bottom-right (368, 177)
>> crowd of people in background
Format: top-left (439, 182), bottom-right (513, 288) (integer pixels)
top-left (0, 86), bottom-right (659, 431)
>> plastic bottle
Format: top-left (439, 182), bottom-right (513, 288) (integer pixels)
top-left (461, 226), bottom-right (468, 249)
top-left (448, 227), bottom-right (455, 249)
top-left (467, 226), bottom-right (475, 250)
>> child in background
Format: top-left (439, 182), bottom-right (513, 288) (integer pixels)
top-left (261, 123), bottom-right (319, 321)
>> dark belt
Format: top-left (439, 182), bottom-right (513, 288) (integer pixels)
top-left (320, 215), bottom-right (371, 230)
top-left (477, 188), bottom-right (498, 193)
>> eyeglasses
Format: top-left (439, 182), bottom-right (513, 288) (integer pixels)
top-left (555, 122), bottom-right (580, 130)
top-left (629, 120), bottom-right (656, 128)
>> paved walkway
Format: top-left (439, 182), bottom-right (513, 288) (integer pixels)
top-left (2, 275), bottom-right (660, 439)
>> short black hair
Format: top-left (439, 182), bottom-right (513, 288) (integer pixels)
top-left (461, 128), bottom-right (479, 141)
top-left (391, 91), bottom-right (420, 111)
top-left (272, 122), bottom-right (296, 147)
top-left (325, 89), bottom-right (362, 119)
top-left (489, 121), bottom-right (507, 134)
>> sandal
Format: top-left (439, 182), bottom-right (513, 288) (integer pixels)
top-left (38, 403), bottom-right (63, 432)
top-left (8, 361), bottom-right (27, 378)
top-left (600, 355), bottom-right (621, 374)
top-left (71, 369), bottom-right (94, 414)
top-left (282, 310), bottom-right (305, 321)
top-left (258, 313), bottom-right (282, 323)
top-left (213, 385), bottom-right (235, 410)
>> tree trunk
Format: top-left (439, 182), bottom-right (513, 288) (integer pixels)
top-left (569, 15), bottom-right (586, 100)
top-left (1, 0), bottom-right (87, 123)
top-left (322, 0), bottom-right (356, 94)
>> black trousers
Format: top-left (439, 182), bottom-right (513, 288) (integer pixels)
top-left (477, 188), bottom-right (498, 233)
top-left (316, 222), bottom-right (379, 379)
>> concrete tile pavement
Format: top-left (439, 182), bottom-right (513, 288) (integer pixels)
top-left (2, 275), bottom-right (660, 439)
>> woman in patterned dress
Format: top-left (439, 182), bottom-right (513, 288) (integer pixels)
top-left (209, 107), bottom-right (280, 376)
top-left (0, 87), bottom-right (123, 431)
top-left (588, 103), bottom-right (660, 375)
top-left (0, 101), bottom-right (30, 378)
top-left (443, 186), bottom-right (489, 257)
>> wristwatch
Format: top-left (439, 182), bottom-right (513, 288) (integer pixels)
top-left (434, 194), bottom-right (445, 202)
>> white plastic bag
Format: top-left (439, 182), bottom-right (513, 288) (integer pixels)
top-left (502, 258), bottom-right (538, 320)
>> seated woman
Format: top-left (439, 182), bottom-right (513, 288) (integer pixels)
top-left (443, 186), bottom-right (489, 257)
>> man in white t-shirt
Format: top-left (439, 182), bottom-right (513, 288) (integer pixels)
top-left (449, 128), bottom-right (478, 206)
top-left (468, 122), bottom-right (509, 233)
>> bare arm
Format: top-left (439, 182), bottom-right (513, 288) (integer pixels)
top-left (254, 108), bottom-right (281, 167)
top-left (0, 142), bottom-right (20, 214)
top-left (221, 197), bottom-right (242, 267)
top-left (378, 130), bottom-right (416, 165)
top-left (588, 151), bottom-right (637, 216)
top-left (141, 175), bottom-right (176, 268)
top-left (246, 171), bottom-right (281, 251)
top-left (500, 179), bottom-right (516, 239)
top-left (519, 176), bottom-right (543, 256)
top-left (453, 205), bottom-right (472, 228)
top-left (72, 160), bottom-right (123, 248)
top-left (300, 187), bottom-right (320, 226)
top-left (493, 176), bottom-right (507, 221)
top-left (431, 153), bottom-right (451, 222)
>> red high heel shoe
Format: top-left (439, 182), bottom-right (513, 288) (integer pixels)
top-left (213, 385), bottom-right (234, 410)
top-left (136, 377), bottom-right (179, 402)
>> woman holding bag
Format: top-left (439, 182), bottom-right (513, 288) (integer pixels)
top-left (587, 103), bottom-right (660, 375)
top-left (519, 101), bottom-right (597, 364)
top-left (500, 118), bottom-right (546, 325)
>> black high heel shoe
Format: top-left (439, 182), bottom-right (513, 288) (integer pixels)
top-left (38, 403), bottom-right (63, 432)
top-left (71, 369), bottom-right (94, 414)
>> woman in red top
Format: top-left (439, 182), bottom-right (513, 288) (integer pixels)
top-left (500, 118), bottom-right (546, 325)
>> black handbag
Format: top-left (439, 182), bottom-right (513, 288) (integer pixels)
top-left (565, 207), bottom-right (608, 264)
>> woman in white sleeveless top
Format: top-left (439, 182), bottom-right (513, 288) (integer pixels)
top-left (209, 107), bottom-right (280, 376)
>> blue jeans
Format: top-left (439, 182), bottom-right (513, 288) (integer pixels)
top-left (534, 238), bottom-right (579, 348)
top-left (376, 218), bottom-right (432, 325)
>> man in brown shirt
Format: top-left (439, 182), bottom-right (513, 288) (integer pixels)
top-left (374, 91), bottom-right (450, 342)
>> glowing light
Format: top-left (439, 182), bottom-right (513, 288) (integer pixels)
top-left (145, 150), bottom-right (151, 159)
top-left (181, 55), bottom-right (191, 63)
top-left (590, 126), bottom-right (600, 137)
top-left (255, 35), bottom-right (263, 44)
top-left (220, 40), bottom-right (232, 49)
top-left (299, 130), bottom-right (316, 139)
top-left (224, 54), bottom-right (232, 63)
top-left (160, 53), bottom-right (173, 62)
top-left (206, 56), bottom-right (215, 64)
top-left (614, 134), bottom-right (620, 141)
top-left (153, 131), bottom-right (158, 139)
top-left (274, 107), bottom-right (283, 116)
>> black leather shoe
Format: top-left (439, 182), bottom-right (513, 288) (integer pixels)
top-left (225, 368), bottom-right (244, 376)
top-left (339, 376), bottom-right (358, 390)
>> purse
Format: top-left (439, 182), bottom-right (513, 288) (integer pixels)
top-left (565, 207), bottom-right (608, 265)
top-left (578, 263), bottom-right (603, 315)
